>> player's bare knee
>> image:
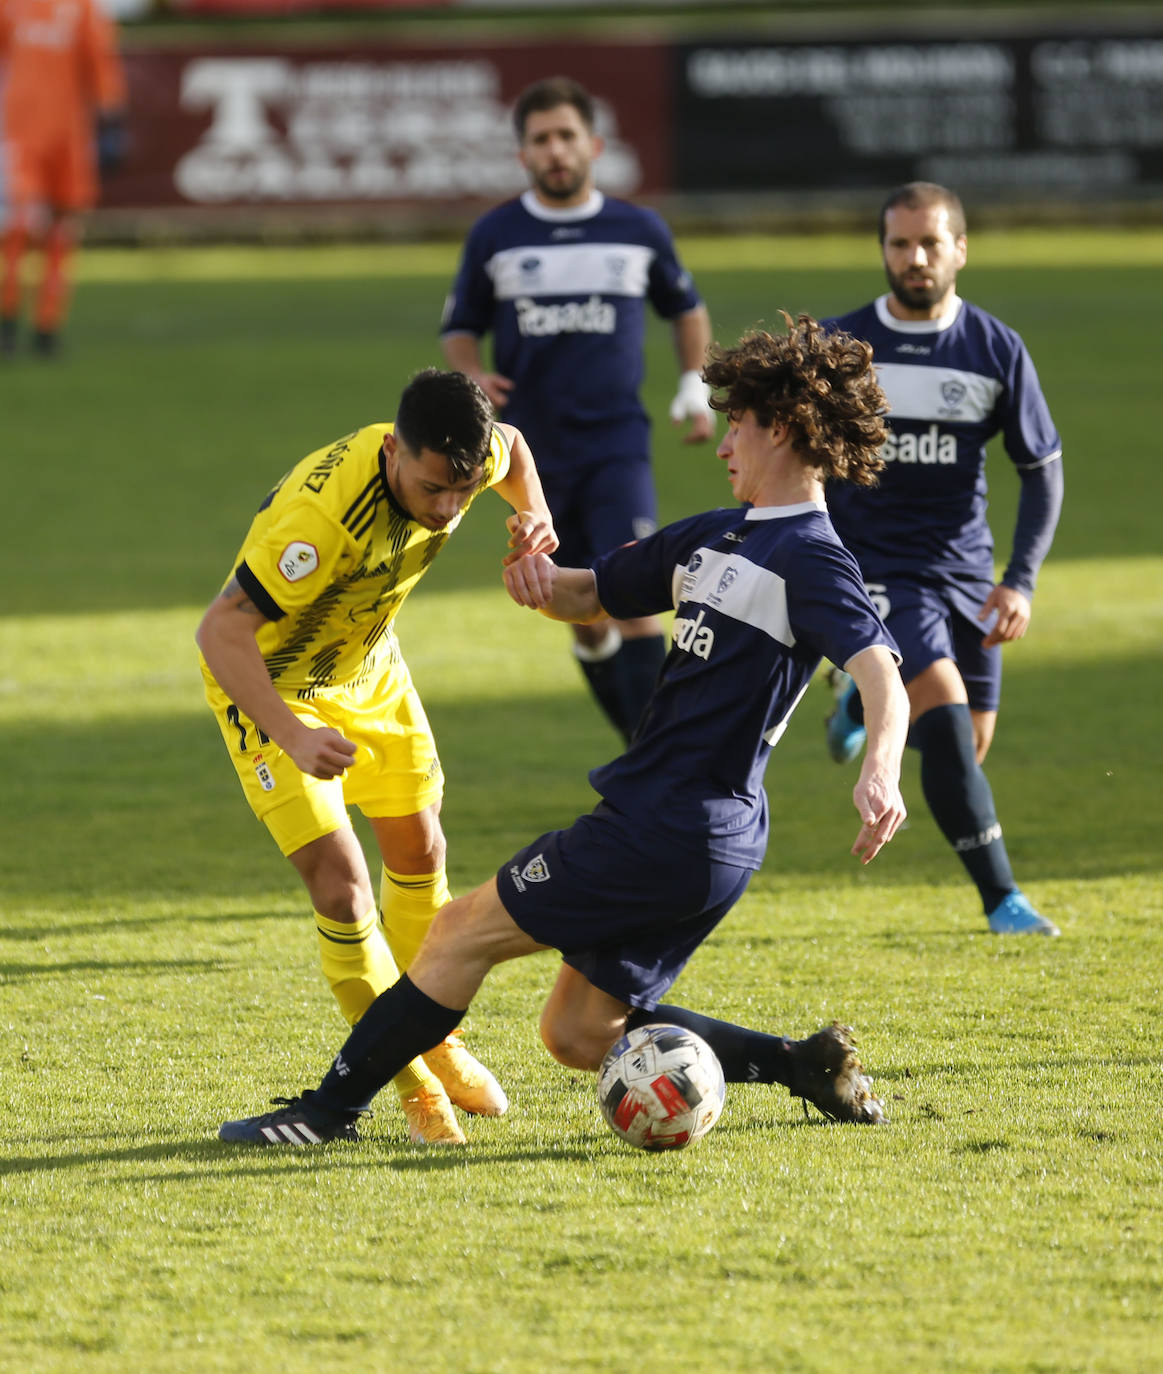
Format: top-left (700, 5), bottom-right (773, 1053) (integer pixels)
top-left (539, 1011), bottom-right (607, 1070)
top-left (405, 823), bottom-right (446, 873)
top-left (539, 1012), bottom-right (584, 1068)
top-left (377, 808), bottom-right (447, 872)
top-left (310, 872), bottom-right (374, 923)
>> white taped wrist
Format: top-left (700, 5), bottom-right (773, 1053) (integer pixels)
top-left (669, 369), bottom-right (713, 423)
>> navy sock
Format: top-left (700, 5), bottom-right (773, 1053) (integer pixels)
top-left (576, 642), bottom-right (629, 739)
top-left (912, 703), bottom-right (1016, 913)
top-left (314, 974), bottom-right (464, 1112)
top-left (627, 1004), bottom-right (796, 1086)
top-left (617, 634), bottom-right (667, 742)
top-left (577, 633), bottom-right (667, 743)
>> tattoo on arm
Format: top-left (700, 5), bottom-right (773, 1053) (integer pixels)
top-left (220, 576), bottom-right (265, 618)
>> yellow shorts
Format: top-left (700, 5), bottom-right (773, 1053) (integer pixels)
top-left (203, 661), bottom-right (443, 857)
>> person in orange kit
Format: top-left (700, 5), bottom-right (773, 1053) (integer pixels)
top-left (0, 0), bottom-right (126, 357)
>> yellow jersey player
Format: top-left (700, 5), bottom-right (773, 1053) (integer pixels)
top-left (197, 368), bottom-right (558, 1144)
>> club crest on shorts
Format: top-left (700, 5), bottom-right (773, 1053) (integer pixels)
top-left (278, 540), bottom-right (319, 582)
top-left (252, 753), bottom-right (276, 792)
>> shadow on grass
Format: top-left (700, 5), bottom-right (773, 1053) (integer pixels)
top-left (0, 956), bottom-right (228, 982)
top-left (0, 908), bottom-right (296, 942)
top-left (0, 1138), bottom-right (600, 1178)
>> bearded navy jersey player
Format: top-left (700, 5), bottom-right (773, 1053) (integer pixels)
top-left (824, 294), bottom-right (1062, 597)
top-left (442, 188), bottom-right (703, 474)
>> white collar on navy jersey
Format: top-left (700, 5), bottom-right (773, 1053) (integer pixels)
top-left (520, 189), bottom-right (605, 222)
top-left (744, 499), bottom-right (827, 520)
top-left (873, 293), bottom-right (964, 333)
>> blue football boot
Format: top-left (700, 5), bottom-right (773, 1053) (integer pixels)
top-left (987, 891), bottom-right (1060, 937)
top-left (825, 669), bottom-right (866, 764)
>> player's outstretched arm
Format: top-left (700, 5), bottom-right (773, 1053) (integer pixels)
top-left (493, 425), bottom-right (559, 564)
top-left (503, 555), bottom-right (603, 624)
top-left (196, 582), bottom-right (356, 781)
top-left (845, 644), bottom-right (909, 864)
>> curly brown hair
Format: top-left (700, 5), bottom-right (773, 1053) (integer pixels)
top-left (703, 313), bottom-right (889, 487)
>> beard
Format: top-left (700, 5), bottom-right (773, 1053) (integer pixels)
top-left (885, 263), bottom-right (956, 312)
top-left (531, 164), bottom-right (588, 202)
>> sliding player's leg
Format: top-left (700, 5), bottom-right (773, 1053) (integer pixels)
top-left (218, 878), bottom-right (539, 1146)
top-left (356, 671), bottom-right (508, 1116)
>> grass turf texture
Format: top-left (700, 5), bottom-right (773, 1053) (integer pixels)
top-left (2, 230), bottom-right (1161, 1373)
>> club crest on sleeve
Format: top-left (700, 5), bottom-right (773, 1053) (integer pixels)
top-left (521, 855), bottom-right (551, 884)
top-left (278, 541), bottom-right (319, 582)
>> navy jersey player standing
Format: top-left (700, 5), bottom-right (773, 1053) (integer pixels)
top-left (218, 317), bottom-right (912, 1148)
top-left (441, 76), bottom-right (715, 745)
top-left (823, 182), bottom-right (1064, 937)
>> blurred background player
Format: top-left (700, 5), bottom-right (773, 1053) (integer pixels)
top-left (823, 182), bottom-right (1064, 937)
top-left (0, 0), bottom-right (126, 357)
top-left (441, 75), bottom-right (715, 746)
top-left (197, 369), bottom-right (558, 1144)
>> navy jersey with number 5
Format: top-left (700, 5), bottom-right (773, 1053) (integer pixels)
top-left (441, 189), bottom-right (702, 472)
top-left (824, 295), bottom-right (1062, 593)
top-left (589, 501), bottom-right (899, 870)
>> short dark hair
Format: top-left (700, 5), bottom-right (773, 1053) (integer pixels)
top-left (513, 76), bottom-right (595, 139)
top-left (878, 181), bottom-right (967, 243)
top-left (394, 369), bottom-right (494, 480)
top-left (703, 313), bottom-right (889, 487)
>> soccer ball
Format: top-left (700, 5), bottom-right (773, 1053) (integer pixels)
top-left (597, 1023), bottom-right (726, 1151)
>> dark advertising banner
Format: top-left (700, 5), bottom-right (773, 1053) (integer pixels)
top-left (106, 41), bottom-right (669, 209)
top-left (674, 30), bottom-right (1163, 199)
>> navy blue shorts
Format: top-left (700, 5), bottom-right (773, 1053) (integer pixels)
top-left (541, 456), bottom-right (657, 571)
top-left (496, 804), bottom-right (753, 1010)
top-left (871, 575), bottom-right (1002, 713)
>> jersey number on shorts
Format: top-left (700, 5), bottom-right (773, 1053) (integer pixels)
top-left (226, 704), bottom-right (270, 754)
top-left (865, 582), bottom-right (892, 621)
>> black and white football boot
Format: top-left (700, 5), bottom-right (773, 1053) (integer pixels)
top-left (218, 1090), bottom-right (368, 1146)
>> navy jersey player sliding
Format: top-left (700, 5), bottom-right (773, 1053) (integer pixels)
top-left (824, 182), bottom-right (1064, 937)
top-left (442, 76), bottom-right (715, 746)
top-left (217, 316), bottom-right (911, 1148)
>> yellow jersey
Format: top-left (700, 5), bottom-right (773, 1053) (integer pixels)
top-left (210, 422), bottom-right (510, 698)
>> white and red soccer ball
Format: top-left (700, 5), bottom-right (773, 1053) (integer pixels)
top-left (597, 1023), bottom-right (725, 1151)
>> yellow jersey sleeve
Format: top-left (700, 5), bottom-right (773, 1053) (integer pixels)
top-left (237, 497), bottom-right (359, 621)
top-left (485, 425), bottom-right (511, 489)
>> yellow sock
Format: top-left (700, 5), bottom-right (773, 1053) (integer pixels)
top-left (379, 864), bottom-right (452, 971)
top-left (314, 908), bottom-right (435, 1099)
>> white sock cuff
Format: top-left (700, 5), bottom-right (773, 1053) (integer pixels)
top-left (572, 625), bottom-right (623, 664)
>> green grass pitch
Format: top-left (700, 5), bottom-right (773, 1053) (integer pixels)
top-left (1, 229), bottom-right (1160, 1373)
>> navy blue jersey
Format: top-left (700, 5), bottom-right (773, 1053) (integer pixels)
top-left (441, 190), bottom-right (702, 471)
top-left (590, 502), bottom-right (898, 869)
top-left (824, 296), bottom-right (1062, 587)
